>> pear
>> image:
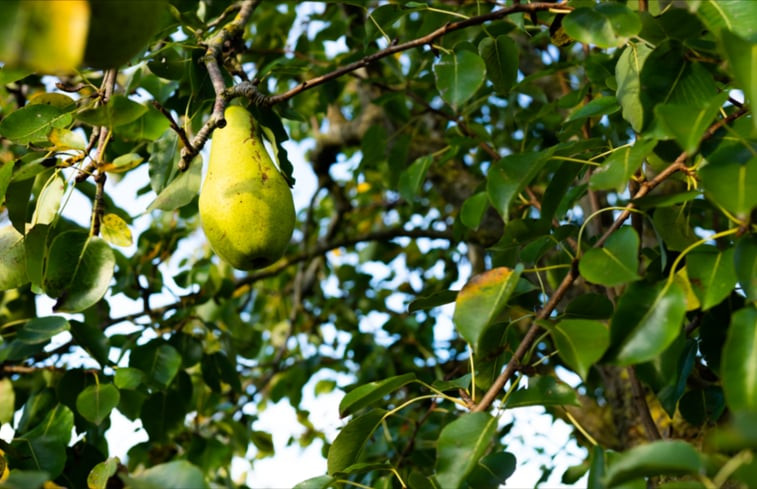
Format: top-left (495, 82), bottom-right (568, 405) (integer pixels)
top-left (199, 105), bottom-right (296, 270)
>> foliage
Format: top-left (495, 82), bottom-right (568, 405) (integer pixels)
top-left (0, 1), bottom-right (756, 488)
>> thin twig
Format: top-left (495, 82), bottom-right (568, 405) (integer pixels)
top-left (627, 366), bottom-right (662, 440)
top-left (228, 2), bottom-right (573, 106)
top-left (151, 100), bottom-right (193, 150)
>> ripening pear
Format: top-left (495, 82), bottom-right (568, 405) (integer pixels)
top-left (199, 106), bottom-right (296, 270)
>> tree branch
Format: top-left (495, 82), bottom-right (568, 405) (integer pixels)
top-left (229, 2), bottom-right (572, 106)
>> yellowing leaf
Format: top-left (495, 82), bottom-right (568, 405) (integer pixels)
top-left (49, 127), bottom-right (86, 150)
top-left (100, 152), bottom-right (144, 173)
top-left (101, 213), bottom-right (132, 247)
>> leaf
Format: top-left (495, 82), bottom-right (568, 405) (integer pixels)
top-left (139, 392), bottom-right (186, 441)
top-left (32, 173), bottom-right (65, 226)
top-left (130, 342), bottom-right (182, 389)
top-left (100, 213), bottom-right (132, 247)
top-left (292, 475), bottom-right (336, 489)
top-left (655, 93), bottom-right (729, 155)
top-left (487, 151), bottom-right (549, 223)
top-left (408, 289), bottom-right (458, 313)
top-left (0, 159), bottom-right (13, 203)
top-left (608, 281), bottom-right (686, 366)
top-left (694, 0), bottom-right (757, 39)
top-left (121, 460), bottom-right (209, 489)
top-left (0, 225), bottom-right (28, 290)
top-left (76, 94), bottom-right (148, 128)
top-left (0, 104), bottom-right (72, 145)
top-left (54, 237), bottom-right (116, 313)
top-left (604, 440), bottom-right (703, 487)
top-left (435, 412), bottom-right (498, 489)
top-left (590, 139), bottom-right (656, 192)
top-left (48, 128), bottom-right (86, 151)
top-left (505, 376), bottom-right (580, 408)
top-left (339, 373), bottom-right (416, 417)
top-left (100, 153), bottom-right (144, 174)
top-left (114, 367), bottom-right (145, 390)
top-left (478, 35), bottom-right (518, 95)
top-left (16, 316), bottom-right (69, 344)
top-left (615, 42), bottom-right (653, 132)
top-left (87, 457), bottom-right (119, 489)
top-left (146, 157), bottom-right (202, 212)
top-left (652, 205), bottom-right (698, 251)
top-left (549, 319), bottom-right (610, 380)
top-left (452, 265), bottom-right (523, 352)
top-left (460, 191), bottom-right (489, 230)
top-left (0, 378), bottom-right (15, 424)
top-left (464, 451), bottom-right (517, 488)
top-left (433, 50), bottom-right (487, 108)
top-left (686, 247), bottom-right (738, 310)
top-left (148, 130), bottom-right (180, 194)
top-left (8, 436), bottom-right (66, 479)
top-left (721, 31), bottom-right (757, 132)
top-left (699, 155), bottom-right (757, 219)
top-left (734, 234), bottom-right (757, 302)
top-left (721, 306), bottom-right (757, 411)
top-left (566, 95), bottom-right (619, 122)
top-left (563, 3), bottom-right (641, 48)
top-left (579, 227), bottom-right (641, 286)
top-left (69, 320), bottom-right (110, 367)
top-left (397, 155), bottom-right (433, 202)
top-left (76, 383), bottom-right (120, 425)
top-left (42, 230), bottom-right (88, 298)
top-left (327, 409), bottom-right (386, 475)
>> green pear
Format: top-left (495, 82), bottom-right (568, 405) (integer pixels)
top-left (199, 106), bottom-right (296, 270)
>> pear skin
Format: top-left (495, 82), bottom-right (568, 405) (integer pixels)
top-left (199, 106), bottom-right (295, 270)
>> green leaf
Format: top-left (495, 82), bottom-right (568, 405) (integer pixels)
top-left (487, 151), bottom-right (549, 223)
top-left (734, 234), bottom-right (757, 302)
top-left (408, 289), bottom-right (458, 313)
top-left (566, 95), bottom-right (619, 122)
top-left (121, 460), bottom-right (209, 489)
top-left (76, 383), bottom-right (120, 425)
top-left (0, 378), bottom-right (15, 424)
top-left (31, 172), bottom-right (65, 226)
top-left (146, 156), bottom-right (202, 212)
top-left (397, 155), bottom-right (433, 202)
top-left (327, 409), bottom-right (386, 475)
top-left (339, 373), bottom-right (416, 417)
top-left (549, 319), bottom-right (610, 380)
top-left (655, 93), bottom-right (729, 155)
top-left (452, 265), bottom-right (523, 352)
top-left (563, 3), bottom-right (641, 48)
top-left (721, 31), bottom-right (757, 130)
top-left (590, 139), bottom-right (656, 192)
top-left (721, 306), bottom-right (757, 411)
top-left (0, 470), bottom-right (49, 489)
top-left (115, 367), bottom-right (146, 390)
top-left (460, 191), bottom-right (489, 230)
top-left (686, 246), bottom-right (738, 310)
top-left (433, 50), bottom-right (486, 108)
top-left (604, 440), bottom-right (703, 487)
top-left (87, 457), bottom-right (119, 489)
top-left (0, 225), bottom-right (28, 290)
top-left (54, 237), bottom-right (116, 313)
top-left (579, 227), bottom-right (641, 286)
top-left (76, 94), bottom-right (148, 128)
top-left (16, 316), bottom-right (69, 344)
top-left (43, 230), bottom-right (88, 298)
top-left (0, 104), bottom-right (72, 145)
top-left (292, 475), bottom-right (336, 489)
top-left (478, 35), bottom-right (518, 95)
top-left (140, 392), bottom-right (186, 441)
top-left (8, 436), bottom-right (66, 479)
top-left (130, 342), bottom-right (182, 388)
top-left (652, 205), bottom-right (698, 252)
top-left (117, 105), bottom-right (172, 141)
top-left (24, 223), bottom-right (48, 289)
top-left (0, 159), bottom-right (13, 203)
top-left (505, 376), bottom-right (580, 408)
top-left (464, 451), bottom-right (517, 488)
top-left (148, 130), bottom-right (180, 194)
top-left (699, 155), bottom-right (757, 219)
top-left (615, 42), bottom-right (653, 132)
top-left (435, 412), bottom-right (498, 489)
top-left (694, 0), bottom-right (757, 39)
top-left (23, 403), bottom-right (73, 445)
top-left (200, 352), bottom-right (241, 393)
top-left (608, 281), bottom-right (686, 365)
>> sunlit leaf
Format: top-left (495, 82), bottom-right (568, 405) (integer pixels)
top-left (100, 153), bottom-right (144, 174)
top-left (608, 281), bottom-right (686, 365)
top-left (615, 42), bottom-right (652, 132)
top-left (100, 213), bottom-right (133, 247)
top-left (549, 319), bottom-right (610, 380)
top-left (76, 383), bottom-right (120, 425)
top-left (433, 50), bottom-right (486, 108)
top-left (146, 157), bottom-right (202, 212)
top-left (655, 92), bottom-right (728, 155)
top-left (686, 246), bottom-right (738, 310)
top-left (699, 155), bottom-right (757, 219)
top-left (506, 376), bottom-right (580, 408)
top-left (590, 139), bottom-right (656, 192)
top-left (721, 306), bottom-right (757, 411)
top-left (563, 3), bottom-right (641, 48)
top-left (579, 227), bottom-right (641, 286)
top-left (435, 412), bottom-right (498, 489)
top-left (460, 191), bottom-right (489, 230)
top-left (87, 457), bottom-right (119, 489)
top-left (398, 155), bottom-right (433, 202)
top-left (121, 460), bottom-right (209, 489)
top-left (0, 225), bottom-right (28, 290)
top-left (453, 265), bottom-right (523, 352)
top-left (0, 104), bottom-right (72, 145)
top-left (604, 440), bottom-right (703, 487)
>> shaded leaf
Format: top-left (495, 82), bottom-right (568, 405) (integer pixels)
top-left (734, 234), bottom-right (757, 302)
top-left (339, 373), bottom-right (416, 417)
top-left (460, 191), bottom-right (489, 230)
top-left (130, 342), bottom-right (182, 388)
top-left (16, 316), bottom-right (69, 344)
top-left (54, 237), bottom-right (116, 313)
top-left (478, 35), bottom-right (518, 95)
top-left (76, 94), bottom-right (147, 128)
top-left (435, 412), bottom-right (498, 489)
top-left (398, 155), bottom-right (433, 202)
top-left (506, 376), bottom-right (580, 408)
top-left (655, 92), bottom-right (728, 155)
top-left (146, 156), bottom-right (202, 212)
top-left (408, 289), bottom-right (458, 313)
top-left (0, 225), bottom-right (28, 290)
top-left (487, 151), bottom-right (549, 223)
top-left (604, 440), bottom-right (703, 487)
top-left (327, 409), bottom-right (386, 475)
top-left (686, 246), bottom-right (738, 310)
top-left (590, 139), bottom-right (656, 192)
top-left (453, 265), bottom-right (523, 352)
top-left (721, 30), bottom-right (757, 132)
top-left (567, 95), bottom-right (619, 122)
top-left (464, 451), bottom-right (517, 489)
top-left (563, 3), bottom-right (641, 48)
top-left (549, 319), bottom-right (610, 380)
top-left (121, 460), bottom-right (209, 489)
top-left (699, 155), bottom-right (757, 219)
top-left (615, 42), bottom-right (652, 132)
